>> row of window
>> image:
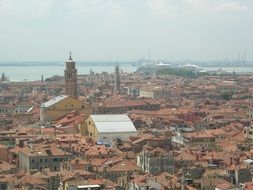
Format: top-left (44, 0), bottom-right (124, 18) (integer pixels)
top-left (51, 105), bottom-right (85, 110)
top-left (99, 105), bottom-right (159, 114)
top-left (65, 104), bottom-right (74, 107)
top-left (0, 109), bottom-right (10, 113)
top-left (66, 72), bottom-right (75, 78)
top-left (31, 158), bottom-right (61, 163)
top-left (31, 165), bottom-right (58, 171)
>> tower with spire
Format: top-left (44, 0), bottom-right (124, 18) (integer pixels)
top-left (64, 52), bottom-right (78, 98)
top-left (0, 73), bottom-right (8, 82)
top-left (115, 63), bottom-right (121, 93)
top-left (1, 73), bottom-right (6, 81)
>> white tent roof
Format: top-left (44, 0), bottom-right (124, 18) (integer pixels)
top-left (90, 114), bottom-right (137, 133)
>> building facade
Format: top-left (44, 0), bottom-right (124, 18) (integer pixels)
top-left (84, 114), bottom-right (137, 144)
top-left (115, 64), bottom-right (121, 93)
top-left (96, 99), bottom-right (160, 114)
top-left (244, 124), bottom-right (253, 141)
top-left (19, 145), bottom-right (73, 172)
top-left (137, 146), bottom-right (175, 174)
top-left (40, 95), bottom-right (93, 122)
top-left (139, 86), bottom-right (170, 99)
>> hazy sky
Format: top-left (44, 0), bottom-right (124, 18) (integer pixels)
top-left (0, 0), bottom-right (252, 61)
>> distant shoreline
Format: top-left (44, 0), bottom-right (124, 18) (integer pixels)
top-left (1, 61), bottom-right (253, 67)
top-left (0, 61), bottom-right (135, 67)
top-left (1, 63), bottom-right (253, 82)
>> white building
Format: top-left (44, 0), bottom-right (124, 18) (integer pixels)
top-left (244, 124), bottom-right (253, 141)
top-left (139, 86), bottom-right (170, 99)
top-left (86, 114), bottom-right (137, 144)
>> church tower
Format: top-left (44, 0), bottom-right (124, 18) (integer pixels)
top-left (115, 63), bottom-right (121, 93)
top-left (64, 52), bottom-right (78, 98)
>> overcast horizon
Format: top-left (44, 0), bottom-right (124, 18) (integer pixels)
top-left (0, 0), bottom-right (252, 62)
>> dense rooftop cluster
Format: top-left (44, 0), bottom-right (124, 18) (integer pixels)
top-left (1, 69), bottom-right (253, 190)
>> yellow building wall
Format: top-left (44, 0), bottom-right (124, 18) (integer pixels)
top-left (78, 122), bottom-right (86, 136)
top-left (85, 117), bottom-right (99, 141)
top-left (64, 182), bottom-right (69, 190)
top-left (40, 97), bottom-right (93, 122)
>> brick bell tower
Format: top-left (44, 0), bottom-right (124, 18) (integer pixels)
top-left (64, 52), bottom-right (78, 98)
